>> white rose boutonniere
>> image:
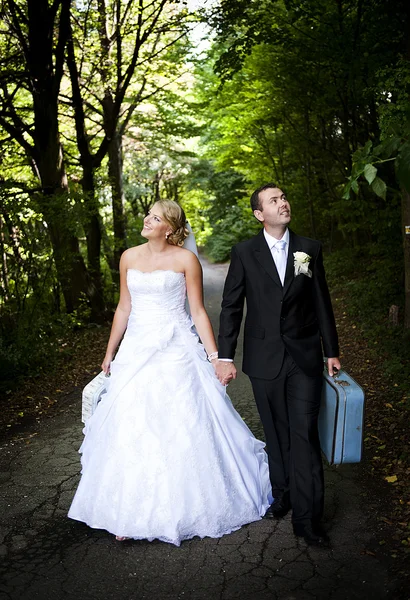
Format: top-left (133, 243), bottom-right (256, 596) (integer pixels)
top-left (293, 251), bottom-right (312, 278)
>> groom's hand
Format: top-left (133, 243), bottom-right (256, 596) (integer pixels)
top-left (214, 361), bottom-right (237, 386)
top-left (327, 357), bottom-right (341, 377)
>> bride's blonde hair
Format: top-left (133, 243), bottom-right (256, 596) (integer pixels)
top-left (155, 200), bottom-right (189, 247)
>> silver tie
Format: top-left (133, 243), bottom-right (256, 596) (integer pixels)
top-left (275, 240), bottom-right (287, 285)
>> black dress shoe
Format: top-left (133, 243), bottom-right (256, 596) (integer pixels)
top-left (263, 491), bottom-right (291, 519)
top-left (312, 522), bottom-right (330, 541)
top-left (293, 523), bottom-right (330, 547)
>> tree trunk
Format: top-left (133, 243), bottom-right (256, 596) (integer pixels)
top-left (402, 188), bottom-right (410, 329)
top-left (1, 205), bottom-right (22, 265)
top-left (304, 109), bottom-right (316, 238)
top-left (26, 0), bottom-right (89, 313)
top-left (306, 157), bottom-right (316, 239)
top-left (42, 201), bottom-right (89, 313)
top-left (154, 174), bottom-right (161, 202)
top-left (35, 154), bottom-right (89, 313)
top-left (0, 214), bottom-right (9, 302)
top-left (100, 217), bottom-right (117, 274)
top-left (82, 165), bottom-right (105, 321)
top-left (66, 19), bottom-right (106, 320)
top-left (97, 3), bottom-right (127, 278)
top-left (108, 130), bottom-right (127, 271)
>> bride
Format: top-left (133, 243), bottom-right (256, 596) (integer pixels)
top-left (68, 199), bottom-right (272, 545)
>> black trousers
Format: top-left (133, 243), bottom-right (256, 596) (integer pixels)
top-left (250, 352), bottom-right (324, 525)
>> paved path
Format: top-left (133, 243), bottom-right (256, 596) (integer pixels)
top-left (0, 260), bottom-right (403, 599)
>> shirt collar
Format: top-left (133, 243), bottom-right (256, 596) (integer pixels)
top-left (263, 227), bottom-right (289, 250)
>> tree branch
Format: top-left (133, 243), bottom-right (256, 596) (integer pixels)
top-left (119, 77), bottom-right (147, 136)
top-left (136, 30), bottom-right (188, 68)
top-left (50, 0), bottom-right (62, 23)
top-left (118, 0), bottom-right (135, 33)
top-left (66, 21), bottom-right (92, 165)
top-left (5, 0), bottom-right (31, 68)
top-left (115, 0), bottom-right (123, 88)
top-left (139, 69), bottom-right (190, 102)
top-left (59, 93), bottom-right (104, 117)
top-left (53, 0), bottom-right (72, 99)
top-left (0, 83), bottom-right (35, 141)
top-left (0, 114), bottom-right (36, 159)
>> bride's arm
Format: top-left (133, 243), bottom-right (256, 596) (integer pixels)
top-left (184, 253), bottom-right (218, 362)
top-left (101, 252), bottom-right (132, 374)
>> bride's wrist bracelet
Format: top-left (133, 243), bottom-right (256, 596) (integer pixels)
top-left (207, 351), bottom-right (218, 362)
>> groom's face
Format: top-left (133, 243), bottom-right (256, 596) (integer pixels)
top-left (253, 188), bottom-right (291, 228)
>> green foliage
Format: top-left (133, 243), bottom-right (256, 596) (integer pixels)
top-left (0, 304), bottom-right (88, 392)
top-left (198, 0), bottom-right (409, 255)
top-left (325, 245), bottom-right (402, 322)
top-left (0, 255), bottom-right (92, 391)
top-left (344, 58), bottom-right (410, 200)
top-left (343, 134), bottom-right (409, 202)
top-left (396, 141), bottom-right (410, 193)
top-left (325, 245), bottom-right (410, 394)
top-left (1, 0), bottom-right (410, 388)
top-left (204, 202), bottom-right (261, 262)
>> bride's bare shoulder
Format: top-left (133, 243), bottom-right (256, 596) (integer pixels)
top-left (176, 247), bottom-right (201, 272)
top-left (120, 245), bottom-right (146, 268)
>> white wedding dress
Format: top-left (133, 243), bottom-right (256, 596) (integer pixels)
top-left (68, 269), bottom-right (272, 546)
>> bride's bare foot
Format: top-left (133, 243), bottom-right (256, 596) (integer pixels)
top-left (115, 535), bottom-right (130, 541)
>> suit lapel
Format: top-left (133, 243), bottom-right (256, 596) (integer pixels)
top-left (254, 229), bottom-right (282, 289)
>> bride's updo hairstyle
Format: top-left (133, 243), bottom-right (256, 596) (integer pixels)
top-left (156, 199), bottom-right (189, 247)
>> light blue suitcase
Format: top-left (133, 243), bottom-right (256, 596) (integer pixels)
top-left (318, 369), bottom-right (365, 465)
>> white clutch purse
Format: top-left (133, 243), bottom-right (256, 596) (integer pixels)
top-left (81, 371), bottom-right (109, 423)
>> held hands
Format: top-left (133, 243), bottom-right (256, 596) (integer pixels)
top-left (213, 360), bottom-right (237, 386)
top-left (327, 357), bottom-right (341, 377)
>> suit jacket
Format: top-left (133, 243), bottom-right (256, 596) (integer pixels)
top-left (218, 228), bottom-right (339, 379)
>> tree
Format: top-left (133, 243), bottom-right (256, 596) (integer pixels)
top-left (343, 56), bottom-right (410, 328)
top-left (65, 0), bottom-right (192, 296)
top-left (196, 0), bottom-right (408, 248)
top-left (0, 0), bottom-right (90, 312)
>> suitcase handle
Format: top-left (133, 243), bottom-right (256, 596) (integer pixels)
top-left (324, 363), bottom-right (350, 387)
top-left (332, 369), bottom-right (351, 387)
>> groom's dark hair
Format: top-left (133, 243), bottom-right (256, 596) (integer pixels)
top-left (251, 181), bottom-right (278, 212)
top-left (250, 183), bottom-right (279, 212)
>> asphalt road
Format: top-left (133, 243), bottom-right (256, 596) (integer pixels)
top-left (0, 259), bottom-right (405, 600)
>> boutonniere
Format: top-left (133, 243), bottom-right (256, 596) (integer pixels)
top-left (293, 251), bottom-right (312, 278)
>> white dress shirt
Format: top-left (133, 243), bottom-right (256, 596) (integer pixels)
top-left (263, 228), bottom-right (289, 285)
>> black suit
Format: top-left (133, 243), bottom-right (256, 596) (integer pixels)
top-left (218, 228), bottom-right (339, 524)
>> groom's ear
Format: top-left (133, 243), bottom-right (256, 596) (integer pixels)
top-left (253, 209), bottom-right (264, 223)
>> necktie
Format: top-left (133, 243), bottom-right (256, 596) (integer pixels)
top-left (275, 240), bottom-right (287, 285)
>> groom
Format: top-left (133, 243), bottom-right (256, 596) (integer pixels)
top-left (215, 183), bottom-right (340, 546)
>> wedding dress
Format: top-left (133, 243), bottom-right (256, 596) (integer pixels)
top-left (68, 269), bottom-right (272, 546)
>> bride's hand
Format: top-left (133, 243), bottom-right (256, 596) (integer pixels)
top-left (101, 354), bottom-right (112, 375)
top-left (214, 360), bottom-right (236, 386)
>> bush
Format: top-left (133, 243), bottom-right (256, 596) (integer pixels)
top-left (204, 205), bottom-right (261, 262)
top-left (324, 243), bottom-right (410, 395)
top-left (0, 287), bottom-right (93, 393)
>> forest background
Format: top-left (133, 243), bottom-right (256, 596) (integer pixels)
top-left (0, 0), bottom-right (410, 554)
top-left (1, 1), bottom-right (410, 416)
top-left (1, 0), bottom-right (409, 384)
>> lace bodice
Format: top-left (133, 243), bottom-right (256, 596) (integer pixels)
top-left (126, 269), bottom-right (188, 329)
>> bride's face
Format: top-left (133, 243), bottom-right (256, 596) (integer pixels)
top-left (141, 204), bottom-right (172, 240)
